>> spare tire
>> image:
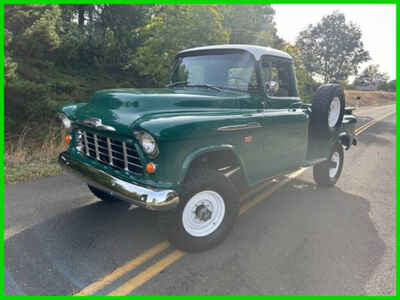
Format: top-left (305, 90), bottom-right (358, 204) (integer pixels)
top-left (310, 84), bottom-right (345, 138)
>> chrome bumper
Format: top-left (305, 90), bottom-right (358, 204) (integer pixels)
top-left (58, 152), bottom-right (179, 211)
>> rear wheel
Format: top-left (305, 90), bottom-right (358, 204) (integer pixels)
top-left (313, 143), bottom-right (344, 187)
top-left (158, 169), bottom-right (239, 252)
top-left (88, 185), bottom-right (120, 202)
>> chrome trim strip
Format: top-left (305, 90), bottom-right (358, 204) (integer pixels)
top-left (107, 137), bottom-right (113, 165)
top-left (59, 152), bottom-right (179, 211)
top-left (122, 142), bottom-right (129, 171)
top-left (218, 122), bottom-right (262, 132)
top-left (94, 134), bottom-right (100, 160)
top-left (83, 131), bottom-right (90, 156)
top-left (75, 119), bottom-right (116, 132)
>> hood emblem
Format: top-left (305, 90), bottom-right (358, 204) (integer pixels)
top-left (78, 118), bottom-right (116, 132)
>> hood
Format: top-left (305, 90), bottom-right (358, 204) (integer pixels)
top-left (71, 88), bottom-right (251, 135)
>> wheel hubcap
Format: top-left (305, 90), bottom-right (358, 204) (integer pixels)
top-left (182, 190), bottom-right (226, 237)
top-left (195, 205), bottom-right (212, 221)
top-left (328, 97), bottom-right (341, 128)
top-left (329, 152), bottom-right (340, 178)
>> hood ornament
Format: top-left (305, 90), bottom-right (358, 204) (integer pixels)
top-left (76, 118), bottom-right (116, 132)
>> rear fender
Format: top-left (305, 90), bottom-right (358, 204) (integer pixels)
top-left (339, 114), bottom-right (357, 150)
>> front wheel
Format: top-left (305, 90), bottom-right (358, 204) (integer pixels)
top-left (313, 143), bottom-right (344, 187)
top-left (158, 169), bottom-right (239, 252)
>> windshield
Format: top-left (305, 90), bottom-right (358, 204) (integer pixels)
top-left (171, 52), bottom-right (258, 92)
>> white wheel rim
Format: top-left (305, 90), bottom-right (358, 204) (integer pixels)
top-left (182, 190), bottom-right (226, 237)
top-left (328, 97), bottom-right (341, 128)
top-left (329, 152), bottom-right (340, 178)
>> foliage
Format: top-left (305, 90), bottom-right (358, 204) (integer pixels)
top-left (377, 79), bottom-right (396, 92)
top-left (353, 64), bottom-right (390, 87)
top-left (296, 11), bottom-right (370, 83)
top-left (281, 44), bottom-right (319, 102)
top-left (126, 5), bottom-right (230, 86)
top-left (218, 5), bottom-right (284, 48)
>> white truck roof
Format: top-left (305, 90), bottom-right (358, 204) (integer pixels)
top-left (177, 44), bottom-right (292, 60)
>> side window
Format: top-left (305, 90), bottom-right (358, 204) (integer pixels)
top-left (262, 57), bottom-right (296, 98)
top-left (227, 66), bottom-right (258, 91)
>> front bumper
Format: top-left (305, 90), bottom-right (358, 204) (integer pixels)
top-left (58, 152), bottom-right (179, 211)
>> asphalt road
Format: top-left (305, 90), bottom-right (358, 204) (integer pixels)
top-left (5, 104), bottom-right (396, 296)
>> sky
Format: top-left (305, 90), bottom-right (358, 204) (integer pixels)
top-left (272, 4), bottom-right (396, 81)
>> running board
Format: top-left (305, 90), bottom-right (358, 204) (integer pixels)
top-left (303, 157), bottom-right (327, 167)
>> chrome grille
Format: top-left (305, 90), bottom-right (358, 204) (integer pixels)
top-left (80, 130), bottom-right (143, 174)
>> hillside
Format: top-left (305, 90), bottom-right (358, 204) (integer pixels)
top-left (345, 90), bottom-right (396, 107)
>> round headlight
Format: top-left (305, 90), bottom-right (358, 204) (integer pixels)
top-left (134, 131), bottom-right (159, 158)
top-left (58, 113), bottom-right (71, 129)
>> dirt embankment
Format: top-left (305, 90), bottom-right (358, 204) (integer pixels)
top-left (345, 90), bottom-right (396, 107)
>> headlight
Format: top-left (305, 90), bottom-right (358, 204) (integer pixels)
top-left (134, 131), bottom-right (159, 158)
top-left (58, 113), bottom-right (71, 129)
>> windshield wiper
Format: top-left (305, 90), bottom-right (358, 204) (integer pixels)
top-left (167, 81), bottom-right (222, 92)
top-left (185, 84), bottom-right (222, 92)
top-left (166, 81), bottom-right (188, 88)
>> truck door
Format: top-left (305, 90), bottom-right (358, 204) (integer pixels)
top-left (257, 55), bottom-right (309, 178)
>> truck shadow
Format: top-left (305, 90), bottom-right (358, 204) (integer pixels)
top-left (187, 178), bottom-right (386, 296)
top-left (5, 178), bottom-right (385, 296)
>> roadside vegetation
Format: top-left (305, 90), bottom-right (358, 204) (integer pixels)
top-left (5, 5), bottom-right (395, 183)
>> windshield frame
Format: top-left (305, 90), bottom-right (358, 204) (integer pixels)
top-left (170, 49), bottom-right (261, 93)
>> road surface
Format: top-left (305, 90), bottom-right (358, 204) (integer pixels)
top-left (5, 104), bottom-right (396, 296)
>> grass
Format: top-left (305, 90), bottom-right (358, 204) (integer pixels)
top-left (5, 126), bottom-right (68, 184)
top-left (344, 90), bottom-right (396, 107)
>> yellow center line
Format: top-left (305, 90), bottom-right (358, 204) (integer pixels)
top-left (78, 109), bottom-right (394, 296)
top-left (240, 178), bottom-right (276, 202)
top-left (74, 179), bottom-right (276, 296)
top-left (108, 250), bottom-right (185, 296)
top-left (355, 111), bottom-right (394, 135)
top-left (74, 241), bottom-right (170, 296)
top-left (239, 168), bottom-right (306, 216)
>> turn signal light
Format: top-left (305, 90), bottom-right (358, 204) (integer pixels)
top-left (145, 162), bottom-right (156, 174)
top-left (65, 134), bottom-right (72, 144)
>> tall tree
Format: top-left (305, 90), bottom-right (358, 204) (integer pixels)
top-left (127, 5), bottom-right (230, 86)
top-left (5, 4), bottom-right (61, 59)
top-left (219, 5), bottom-right (284, 48)
top-left (296, 11), bottom-right (370, 83)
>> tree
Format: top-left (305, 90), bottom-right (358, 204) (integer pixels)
top-left (5, 5), bottom-right (61, 59)
top-left (5, 29), bottom-right (18, 86)
top-left (218, 5), bottom-right (284, 48)
top-left (296, 11), bottom-right (370, 83)
top-left (377, 79), bottom-right (395, 92)
top-left (56, 5), bottom-right (152, 69)
top-left (353, 64), bottom-right (389, 87)
top-left (282, 44), bottom-right (318, 102)
top-left (127, 5), bottom-right (230, 86)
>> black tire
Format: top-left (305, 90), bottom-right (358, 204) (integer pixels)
top-left (158, 169), bottom-right (240, 252)
top-left (311, 84), bottom-right (345, 138)
top-left (313, 143), bottom-right (344, 187)
top-left (88, 185), bottom-right (120, 202)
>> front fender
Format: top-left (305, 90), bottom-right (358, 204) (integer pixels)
top-left (179, 144), bottom-right (246, 185)
top-left (59, 103), bottom-right (89, 121)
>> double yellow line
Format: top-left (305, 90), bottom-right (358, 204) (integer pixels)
top-left (74, 110), bottom-right (394, 296)
top-left (74, 176), bottom-right (282, 296)
top-left (354, 111), bottom-right (394, 135)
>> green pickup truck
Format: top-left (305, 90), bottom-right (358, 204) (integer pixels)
top-left (58, 45), bottom-right (357, 252)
